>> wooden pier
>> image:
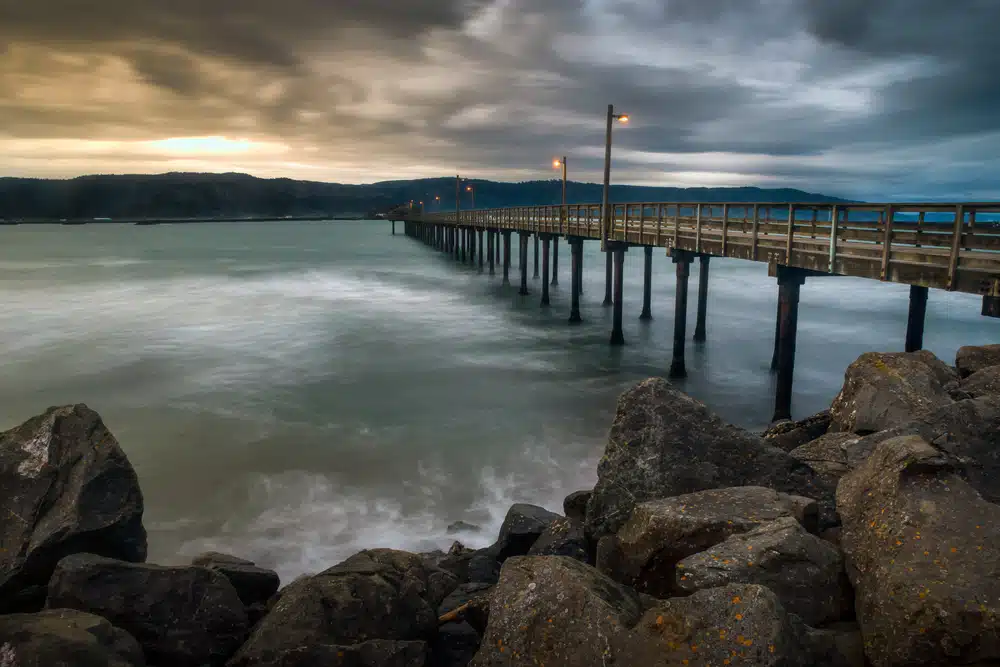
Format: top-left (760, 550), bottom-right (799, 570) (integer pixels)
top-left (391, 200), bottom-right (1000, 422)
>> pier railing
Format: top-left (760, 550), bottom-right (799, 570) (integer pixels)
top-left (416, 202), bottom-right (1000, 297)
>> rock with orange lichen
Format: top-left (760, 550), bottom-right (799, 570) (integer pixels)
top-left (469, 555), bottom-right (642, 667)
top-left (955, 343), bottom-right (1000, 378)
top-left (596, 486), bottom-right (818, 598)
top-left (837, 435), bottom-right (1000, 667)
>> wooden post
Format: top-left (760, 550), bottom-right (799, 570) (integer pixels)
top-left (534, 234), bottom-right (540, 279)
top-left (639, 245), bottom-right (653, 320)
top-left (478, 229), bottom-right (484, 271)
top-left (905, 285), bottom-right (929, 352)
top-left (603, 249), bottom-right (613, 306)
top-left (551, 235), bottom-right (559, 286)
top-left (502, 231), bottom-right (511, 285)
top-left (541, 236), bottom-right (551, 306)
top-left (610, 244), bottom-right (626, 346)
top-left (669, 251), bottom-right (692, 378)
top-left (770, 298), bottom-right (781, 372)
top-left (519, 233), bottom-right (530, 295)
top-left (694, 255), bottom-right (710, 342)
top-left (772, 267), bottom-right (806, 422)
top-left (487, 230), bottom-right (495, 275)
top-left (392, 221), bottom-right (396, 235)
top-left (569, 238), bottom-right (583, 323)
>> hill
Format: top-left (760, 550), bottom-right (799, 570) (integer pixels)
top-left (0, 172), bottom-right (855, 222)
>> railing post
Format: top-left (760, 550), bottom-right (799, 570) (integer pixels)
top-left (948, 205), bottom-right (965, 290)
top-left (695, 204), bottom-right (702, 253)
top-left (784, 205), bottom-right (796, 265)
top-left (880, 204), bottom-right (894, 280)
top-left (751, 204), bottom-right (761, 261)
top-left (721, 204), bottom-right (730, 256)
top-left (828, 205), bottom-right (839, 273)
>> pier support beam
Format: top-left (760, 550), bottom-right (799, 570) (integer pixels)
top-left (905, 285), bottom-right (929, 353)
top-left (551, 239), bottom-right (559, 286)
top-left (772, 267), bottom-right (806, 423)
top-left (519, 233), bottom-right (531, 295)
top-left (669, 250), bottom-right (694, 379)
top-left (541, 236), bottom-right (551, 306)
top-left (534, 235), bottom-right (540, 278)
top-left (502, 232), bottom-right (511, 285)
top-left (478, 230), bottom-right (484, 271)
top-left (610, 243), bottom-right (627, 346)
top-left (487, 230), bottom-right (495, 275)
top-left (495, 232), bottom-right (501, 264)
top-left (770, 299), bottom-right (781, 372)
top-left (460, 228), bottom-right (466, 263)
top-left (694, 255), bottom-right (710, 342)
top-left (469, 228), bottom-right (476, 264)
top-left (603, 251), bottom-right (613, 306)
top-left (392, 221), bottom-right (396, 235)
top-left (639, 245), bottom-right (653, 321)
top-left (569, 238), bottom-right (583, 323)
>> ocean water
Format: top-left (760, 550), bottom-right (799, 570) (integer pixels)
top-left (0, 220), bottom-right (996, 583)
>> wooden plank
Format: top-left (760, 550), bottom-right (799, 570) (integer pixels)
top-left (695, 204), bottom-right (702, 253)
top-left (828, 205), bottom-right (839, 273)
top-left (721, 204), bottom-right (730, 256)
top-left (751, 204), bottom-right (761, 261)
top-left (785, 205), bottom-right (796, 264)
top-left (948, 204), bottom-right (965, 290)
top-left (880, 205), bottom-right (894, 280)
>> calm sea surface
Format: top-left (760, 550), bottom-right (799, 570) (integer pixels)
top-left (1, 220), bottom-right (996, 581)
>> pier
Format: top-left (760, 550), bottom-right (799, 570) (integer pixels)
top-left (392, 200), bottom-right (1000, 422)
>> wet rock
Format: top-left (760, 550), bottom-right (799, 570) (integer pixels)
top-left (788, 432), bottom-right (860, 486)
top-left (616, 584), bottom-right (813, 666)
top-left (46, 553), bottom-right (247, 667)
top-left (849, 394), bottom-right (1000, 504)
top-left (0, 608), bottom-right (145, 667)
top-left (960, 364), bottom-right (1000, 398)
top-left (0, 405), bottom-right (147, 613)
top-left (465, 547), bottom-right (501, 585)
top-left (585, 379), bottom-right (833, 541)
top-left (526, 517), bottom-right (588, 562)
top-left (236, 640), bottom-right (427, 667)
top-left (803, 622), bottom-right (866, 667)
top-left (762, 410), bottom-right (832, 451)
top-left (597, 486), bottom-right (818, 598)
top-left (492, 504), bottom-right (560, 562)
top-left (191, 552), bottom-right (280, 608)
top-left (446, 521), bottom-right (481, 535)
top-left (675, 516), bottom-right (851, 626)
top-left (955, 343), bottom-right (1000, 378)
top-left (837, 435), bottom-right (1000, 667)
top-left (562, 489), bottom-right (591, 522)
top-left (470, 555), bottom-right (642, 667)
top-left (229, 549), bottom-right (455, 667)
top-left (432, 583), bottom-right (492, 667)
top-left (829, 350), bottom-right (956, 434)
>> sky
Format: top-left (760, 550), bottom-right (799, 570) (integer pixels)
top-left (1, 0), bottom-right (997, 200)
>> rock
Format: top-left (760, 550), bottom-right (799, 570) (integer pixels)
top-left (492, 504), bottom-right (560, 562)
top-left (762, 410), bottom-right (832, 451)
top-left (46, 553), bottom-right (247, 667)
top-left (229, 549), bottom-right (455, 667)
top-left (562, 490), bottom-right (591, 522)
top-left (470, 555), bottom-right (643, 667)
top-left (598, 486), bottom-right (818, 598)
top-left (429, 543), bottom-right (498, 586)
top-left (233, 640), bottom-right (427, 667)
top-left (432, 583), bottom-right (492, 667)
top-left (616, 584), bottom-right (813, 666)
top-left (829, 350), bottom-right (957, 434)
top-left (526, 517), bottom-right (588, 562)
top-left (465, 547), bottom-right (500, 585)
top-left (585, 379), bottom-right (833, 541)
top-left (849, 394), bottom-right (1000, 504)
top-left (956, 343), bottom-right (1000, 378)
top-left (191, 552), bottom-right (280, 609)
top-left (446, 521), bottom-right (481, 535)
top-left (0, 405), bottom-right (147, 613)
top-left (960, 364), bottom-right (1000, 398)
top-left (0, 608), bottom-right (145, 667)
top-left (789, 432), bottom-right (861, 486)
top-left (803, 622), bottom-right (866, 667)
top-left (837, 435), bottom-right (1000, 667)
top-left (675, 516), bottom-right (851, 626)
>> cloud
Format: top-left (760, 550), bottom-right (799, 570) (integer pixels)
top-left (0, 0), bottom-right (996, 200)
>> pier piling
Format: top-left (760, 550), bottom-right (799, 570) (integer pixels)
top-left (669, 250), bottom-right (693, 378)
top-left (610, 243), bottom-right (627, 345)
top-left (487, 230), bottom-right (495, 275)
top-left (478, 229), bottom-right (484, 271)
top-left (502, 231), bottom-right (511, 285)
top-left (552, 240), bottom-right (559, 286)
top-left (905, 285), bottom-right (928, 352)
top-left (541, 236), bottom-right (551, 306)
top-left (639, 245), bottom-right (653, 320)
top-left (772, 267), bottom-right (806, 422)
top-left (534, 235), bottom-right (540, 279)
top-left (519, 233), bottom-right (531, 295)
top-left (603, 251), bottom-right (613, 306)
top-left (694, 255), bottom-right (710, 342)
top-left (569, 238), bottom-right (583, 323)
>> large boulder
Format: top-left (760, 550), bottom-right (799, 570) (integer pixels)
top-left (675, 516), bottom-right (851, 626)
top-left (229, 640), bottom-right (427, 667)
top-left (837, 435), bottom-right (1000, 667)
top-left (432, 583), bottom-right (492, 667)
top-left (849, 394), bottom-right (1000, 504)
top-left (829, 350), bottom-right (956, 434)
top-left (562, 490), bottom-right (591, 523)
top-left (597, 486), bottom-right (818, 598)
top-left (960, 364), bottom-right (1000, 398)
top-left (190, 552), bottom-right (280, 626)
top-left (956, 343), bottom-right (1000, 378)
top-left (788, 432), bottom-right (861, 487)
top-left (228, 549), bottom-right (455, 667)
top-left (0, 609), bottom-right (145, 667)
top-left (46, 553), bottom-right (248, 667)
top-left (492, 504), bottom-right (560, 562)
top-left (526, 517), bottom-right (588, 562)
top-left (762, 410), bottom-right (832, 451)
top-left (0, 405), bottom-right (146, 613)
top-left (585, 379), bottom-right (832, 541)
top-left (616, 584), bottom-right (815, 666)
top-left (470, 556), bottom-right (643, 667)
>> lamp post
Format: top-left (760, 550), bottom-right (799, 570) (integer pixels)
top-left (600, 105), bottom-right (629, 250)
top-left (553, 157), bottom-right (567, 207)
top-left (466, 184), bottom-right (475, 209)
top-left (551, 157), bottom-right (567, 286)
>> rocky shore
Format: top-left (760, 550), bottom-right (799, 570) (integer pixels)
top-left (3, 344), bottom-right (1000, 666)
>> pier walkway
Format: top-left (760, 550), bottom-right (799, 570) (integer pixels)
top-left (390, 200), bottom-right (1000, 422)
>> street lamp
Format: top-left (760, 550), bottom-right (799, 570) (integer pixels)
top-left (434, 195), bottom-right (441, 211)
top-left (601, 105), bottom-right (630, 250)
top-left (466, 184), bottom-right (475, 209)
top-left (552, 157), bottom-right (567, 207)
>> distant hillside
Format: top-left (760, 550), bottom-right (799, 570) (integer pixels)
top-left (0, 172), bottom-right (855, 222)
